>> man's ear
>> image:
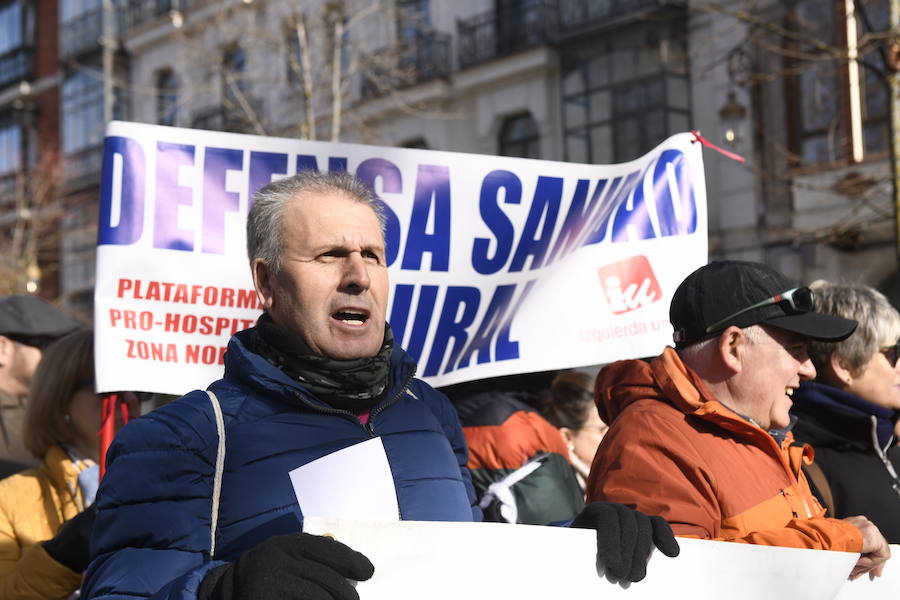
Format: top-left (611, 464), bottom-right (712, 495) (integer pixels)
top-left (828, 353), bottom-right (854, 389)
top-left (251, 259), bottom-right (276, 311)
top-left (716, 326), bottom-right (744, 375)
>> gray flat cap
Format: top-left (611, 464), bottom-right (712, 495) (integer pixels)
top-left (0, 295), bottom-right (81, 348)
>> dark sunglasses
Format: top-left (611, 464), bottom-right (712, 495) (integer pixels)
top-left (705, 287), bottom-right (815, 334)
top-left (880, 340), bottom-right (900, 368)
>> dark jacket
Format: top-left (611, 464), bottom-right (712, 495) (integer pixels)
top-left (451, 388), bottom-right (584, 525)
top-left (791, 381), bottom-right (900, 543)
top-left (82, 328), bottom-right (480, 600)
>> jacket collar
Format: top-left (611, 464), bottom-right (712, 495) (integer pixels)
top-left (595, 347), bottom-right (797, 452)
top-left (793, 381), bottom-right (896, 450)
top-left (224, 327), bottom-right (416, 412)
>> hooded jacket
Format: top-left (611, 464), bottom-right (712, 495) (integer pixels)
top-left (82, 329), bottom-right (480, 600)
top-left (791, 381), bottom-right (900, 543)
top-left (453, 389), bottom-right (584, 525)
top-left (0, 444), bottom-right (84, 599)
top-left (586, 347), bottom-right (862, 551)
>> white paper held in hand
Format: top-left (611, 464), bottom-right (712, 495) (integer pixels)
top-left (290, 437), bottom-right (400, 522)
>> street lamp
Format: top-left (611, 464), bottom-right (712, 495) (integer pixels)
top-left (719, 90), bottom-right (747, 146)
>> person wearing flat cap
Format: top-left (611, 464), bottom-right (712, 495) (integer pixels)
top-left (0, 295), bottom-right (80, 474)
top-left (587, 260), bottom-right (892, 581)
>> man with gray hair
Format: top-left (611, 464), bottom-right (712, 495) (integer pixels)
top-left (587, 260), bottom-right (891, 581)
top-left (83, 171), bottom-right (678, 600)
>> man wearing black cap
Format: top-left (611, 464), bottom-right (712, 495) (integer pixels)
top-left (586, 260), bottom-right (891, 580)
top-left (0, 295), bottom-right (80, 474)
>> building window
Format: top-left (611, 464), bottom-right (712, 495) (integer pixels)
top-left (59, 0), bottom-right (102, 56)
top-left (222, 44), bottom-right (247, 110)
top-left (60, 203), bottom-right (98, 297)
top-left (0, 119), bottom-right (22, 175)
top-left (217, 44), bottom-right (258, 133)
top-left (62, 68), bottom-right (104, 154)
top-left (787, 0), bottom-right (889, 166)
top-left (59, 0), bottom-right (101, 23)
top-left (156, 68), bottom-right (179, 126)
top-left (397, 0), bottom-right (430, 42)
top-left (0, 2), bottom-right (22, 55)
top-left (499, 113), bottom-right (540, 159)
top-left (561, 23), bottom-right (691, 164)
top-left (0, 1), bottom-right (34, 87)
top-left (285, 25), bottom-right (304, 87)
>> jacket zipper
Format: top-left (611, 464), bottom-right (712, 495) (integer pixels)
top-left (869, 415), bottom-right (900, 501)
top-left (364, 368), bottom-right (415, 436)
top-left (290, 368), bottom-right (416, 438)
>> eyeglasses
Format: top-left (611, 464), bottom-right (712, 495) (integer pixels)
top-left (704, 287), bottom-right (815, 334)
top-left (880, 340), bottom-right (900, 368)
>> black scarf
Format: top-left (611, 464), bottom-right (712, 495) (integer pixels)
top-left (249, 312), bottom-right (393, 412)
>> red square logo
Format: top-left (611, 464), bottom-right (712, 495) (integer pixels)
top-left (598, 255), bottom-right (662, 314)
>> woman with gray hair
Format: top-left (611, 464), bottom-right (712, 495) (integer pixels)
top-left (790, 281), bottom-right (900, 543)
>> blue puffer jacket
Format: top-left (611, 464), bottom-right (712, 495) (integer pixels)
top-left (82, 329), bottom-right (480, 599)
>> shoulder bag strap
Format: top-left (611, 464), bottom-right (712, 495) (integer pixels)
top-left (802, 460), bottom-right (836, 518)
top-left (206, 390), bottom-right (226, 559)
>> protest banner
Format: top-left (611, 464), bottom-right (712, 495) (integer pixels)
top-left (95, 121), bottom-right (706, 394)
top-left (303, 517), bottom-right (897, 600)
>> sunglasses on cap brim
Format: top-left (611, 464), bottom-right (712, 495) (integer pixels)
top-left (704, 287), bottom-right (815, 334)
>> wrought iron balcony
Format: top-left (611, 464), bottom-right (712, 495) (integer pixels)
top-left (122, 0), bottom-right (173, 30)
top-left (457, 0), bottom-right (557, 70)
top-left (557, 0), bottom-right (686, 34)
top-left (121, 0), bottom-right (204, 33)
top-left (361, 31), bottom-right (451, 99)
top-left (0, 46), bottom-right (35, 89)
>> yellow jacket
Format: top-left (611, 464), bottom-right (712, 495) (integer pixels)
top-left (0, 444), bottom-right (84, 599)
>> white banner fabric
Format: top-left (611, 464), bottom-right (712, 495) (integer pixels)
top-left (94, 121), bottom-right (707, 394)
top-left (303, 518), bottom-right (898, 600)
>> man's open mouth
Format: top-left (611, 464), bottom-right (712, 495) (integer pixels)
top-left (333, 310), bottom-right (369, 325)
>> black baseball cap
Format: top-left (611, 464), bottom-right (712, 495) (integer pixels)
top-left (670, 260), bottom-right (857, 348)
top-left (0, 295), bottom-right (81, 349)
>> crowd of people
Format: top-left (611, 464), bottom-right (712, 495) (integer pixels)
top-left (0, 170), bottom-right (897, 599)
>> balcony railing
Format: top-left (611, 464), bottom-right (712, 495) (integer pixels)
top-left (557, 0), bottom-right (685, 34)
top-left (457, 0), bottom-right (557, 70)
top-left (121, 0), bottom-right (205, 33)
top-left (122, 0), bottom-right (173, 30)
top-left (0, 46), bottom-right (35, 88)
top-left (361, 31), bottom-right (451, 99)
top-left (62, 144), bottom-right (104, 192)
top-left (60, 8), bottom-right (105, 57)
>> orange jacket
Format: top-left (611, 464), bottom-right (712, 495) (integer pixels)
top-left (586, 347), bottom-right (862, 552)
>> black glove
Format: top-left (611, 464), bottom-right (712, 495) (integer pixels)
top-left (198, 532), bottom-right (375, 600)
top-left (571, 501), bottom-right (679, 584)
top-left (42, 503), bottom-right (97, 573)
